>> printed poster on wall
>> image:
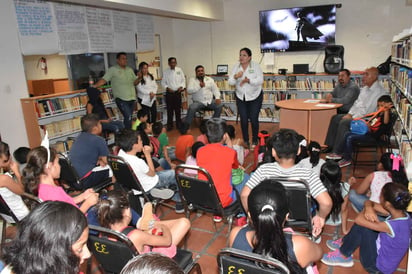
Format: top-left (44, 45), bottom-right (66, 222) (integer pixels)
top-left (14, 0), bottom-right (59, 55)
top-left (86, 7), bottom-right (114, 53)
top-left (53, 3), bottom-right (89, 55)
top-left (112, 10), bottom-right (137, 52)
top-left (136, 13), bottom-right (154, 52)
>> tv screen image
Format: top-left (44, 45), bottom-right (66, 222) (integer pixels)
top-left (259, 4), bottom-right (336, 52)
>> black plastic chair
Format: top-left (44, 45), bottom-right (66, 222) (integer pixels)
top-left (88, 225), bottom-right (201, 274)
top-left (264, 178), bottom-right (313, 237)
top-left (217, 248), bottom-right (290, 274)
top-left (58, 153), bottom-right (113, 192)
top-left (0, 192), bottom-right (41, 253)
top-left (352, 111), bottom-right (398, 177)
top-left (175, 164), bottom-right (243, 245)
top-left (107, 154), bottom-right (174, 213)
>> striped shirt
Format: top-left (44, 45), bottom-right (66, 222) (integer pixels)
top-left (246, 162), bottom-right (326, 198)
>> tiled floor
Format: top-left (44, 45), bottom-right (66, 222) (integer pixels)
top-left (158, 121), bottom-right (408, 274)
top-left (84, 121), bottom-right (408, 273)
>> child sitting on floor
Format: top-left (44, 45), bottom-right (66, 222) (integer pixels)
top-left (320, 160), bottom-right (350, 234)
top-left (322, 183), bottom-right (411, 273)
top-left (348, 152), bottom-right (408, 213)
top-left (184, 141), bottom-right (205, 176)
top-left (298, 141), bottom-right (325, 176)
top-left (132, 109), bottom-right (149, 130)
top-left (175, 126), bottom-right (194, 162)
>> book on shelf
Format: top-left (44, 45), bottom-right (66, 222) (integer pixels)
top-left (41, 116), bottom-right (81, 139)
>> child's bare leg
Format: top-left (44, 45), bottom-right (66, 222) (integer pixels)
top-left (158, 218), bottom-right (190, 245)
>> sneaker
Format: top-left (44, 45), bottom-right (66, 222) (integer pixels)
top-left (150, 188), bottom-right (174, 200)
top-left (326, 238), bottom-right (343, 250)
top-left (338, 159), bottom-right (352, 168)
top-left (321, 249), bottom-right (354, 267)
top-left (175, 202), bottom-right (185, 214)
top-left (326, 153), bottom-right (342, 160)
top-left (137, 203), bottom-right (155, 231)
top-left (213, 215), bottom-right (223, 222)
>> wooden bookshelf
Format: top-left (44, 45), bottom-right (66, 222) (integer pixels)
top-left (20, 88), bottom-right (119, 148)
top-left (390, 27), bottom-right (412, 180)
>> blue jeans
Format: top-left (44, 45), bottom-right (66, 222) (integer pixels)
top-left (185, 100), bottom-right (223, 126)
top-left (101, 120), bottom-right (125, 133)
top-left (236, 92), bottom-right (263, 144)
top-left (325, 114), bottom-right (351, 152)
top-left (342, 132), bottom-right (377, 160)
top-left (156, 169), bottom-right (180, 202)
top-left (348, 189), bottom-right (368, 212)
top-left (115, 98), bottom-right (136, 129)
top-left (340, 223), bottom-right (379, 273)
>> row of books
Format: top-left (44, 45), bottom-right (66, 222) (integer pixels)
top-left (42, 116), bottom-right (81, 139)
top-left (51, 138), bottom-right (75, 154)
top-left (36, 95), bottom-right (88, 117)
top-left (391, 37), bottom-right (412, 61)
top-left (259, 107), bottom-right (277, 119)
top-left (214, 79), bottom-right (336, 91)
top-left (391, 65), bottom-right (412, 97)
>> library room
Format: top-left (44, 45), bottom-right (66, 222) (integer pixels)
top-left (0, 0), bottom-right (412, 273)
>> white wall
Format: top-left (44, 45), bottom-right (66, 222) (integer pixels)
top-left (171, 0), bottom-right (412, 78)
top-left (24, 54), bottom-right (68, 80)
top-left (0, 0), bottom-right (30, 149)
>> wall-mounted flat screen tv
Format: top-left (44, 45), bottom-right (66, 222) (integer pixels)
top-left (259, 4), bottom-right (336, 52)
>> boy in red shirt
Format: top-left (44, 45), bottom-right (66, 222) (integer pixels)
top-left (196, 118), bottom-right (248, 222)
top-left (175, 126), bottom-right (194, 162)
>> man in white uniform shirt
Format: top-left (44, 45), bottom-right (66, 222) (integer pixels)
top-left (183, 65), bottom-right (222, 131)
top-left (161, 57), bottom-right (186, 131)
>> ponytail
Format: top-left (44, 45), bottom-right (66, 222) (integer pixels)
top-left (320, 161), bottom-right (343, 222)
top-left (96, 190), bottom-right (129, 228)
top-left (308, 141), bottom-right (321, 168)
top-left (22, 147), bottom-right (56, 196)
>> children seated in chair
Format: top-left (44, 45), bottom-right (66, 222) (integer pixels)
top-left (96, 190), bottom-right (190, 257)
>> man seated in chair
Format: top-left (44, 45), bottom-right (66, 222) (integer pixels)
top-left (182, 65), bottom-right (222, 131)
top-left (196, 118), bottom-right (249, 222)
top-left (116, 129), bottom-right (183, 213)
top-left (69, 114), bottom-right (113, 189)
top-left (323, 67), bottom-right (388, 158)
top-left (241, 129), bottom-right (332, 237)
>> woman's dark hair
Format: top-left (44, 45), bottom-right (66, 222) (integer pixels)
top-left (240, 47), bottom-right (252, 57)
top-left (320, 160), bottom-right (343, 222)
top-left (248, 180), bottom-right (303, 273)
top-left (96, 190), bottom-right (130, 228)
top-left (23, 146), bottom-right (57, 196)
top-left (308, 141), bottom-right (321, 168)
top-left (120, 253), bottom-right (183, 274)
top-left (138, 62), bottom-right (154, 85)
top-left (381, 183), bottom-right (411, 210)
top-left (191, 141), bottom-right (205, 159)
top-left (380, 153), bottom-right (408, 186)
top-left (3, 201), bottom-right (88, 274)
top-left (86, 87), bottom-right (104, 106)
